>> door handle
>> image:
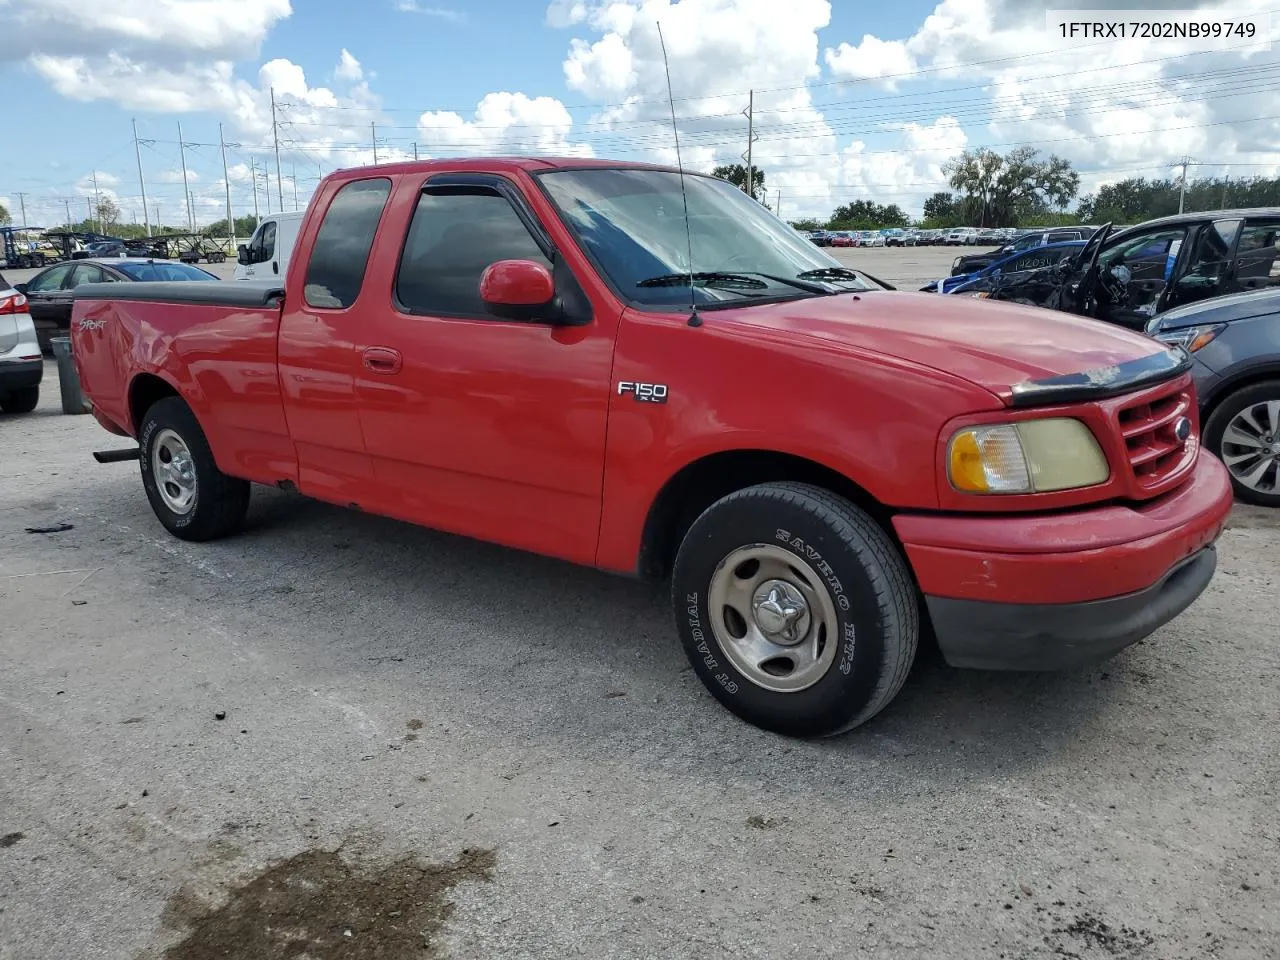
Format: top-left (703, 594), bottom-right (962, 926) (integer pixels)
top-left (362, 346), bottom-right (402, 375)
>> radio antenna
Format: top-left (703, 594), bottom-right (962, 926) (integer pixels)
top-left (656, 21), bottom-right (701, 328)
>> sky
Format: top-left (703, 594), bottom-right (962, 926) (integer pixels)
top-left (1, 0), bottom-right (1277, 231)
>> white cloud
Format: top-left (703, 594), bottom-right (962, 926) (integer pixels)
top-left (824, 36), bottom-right (916, 87)
top-left (393, 1), bottom-right (465, 21)
top-left (416, 92), bottom-right (593, 157)
top-left (155, 169), bottom-right (200, 184)
top-left (335, 48), bottom-right (363, 82)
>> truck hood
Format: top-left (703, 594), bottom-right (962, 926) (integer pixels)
top-left (713, 290), bottom-right (1172, 404)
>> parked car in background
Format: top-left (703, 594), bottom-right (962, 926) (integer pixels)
top-left (1148, 288), bottom-right (1280, 507)
top-left (829, 231), bottom-right (855, 247)
top-left (82, 240), bottom-right (130, 259)
top-left (0, 271), bottom-right (42, 413)
top-left (857, 231), bottom-right (885, 247)
top-left (962, 209), bottom-right (1280, 330)
top-left (807, 230), bottom-right (832, 247)
top-left (883, 229), bottom-right (906, 246)
top-left (18, 258), bottom-right (218, 354)
top-left (944, 227), bottom-right (979, 245)
top-left (925, 241), bottom-right (1087, 295)
top-left (951, 226), bottom-right (1100, 277)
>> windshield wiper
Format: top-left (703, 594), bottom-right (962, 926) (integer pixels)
top-left (796, 267), bottom-right (867, 284)
top-left (637, 271), bottom-right (768, 289)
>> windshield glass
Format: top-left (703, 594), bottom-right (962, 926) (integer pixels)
top-left (539, 168), bottom-right (883, 307)
top-left (115, 261), bottom-right (216, 282)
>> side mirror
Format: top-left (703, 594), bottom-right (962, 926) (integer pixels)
top-left (237, 244), bottom-right (251, 265)
top-left (13, 282), bottom-right (27, 295)
top-left (480, 259), bottom-right (557, 321)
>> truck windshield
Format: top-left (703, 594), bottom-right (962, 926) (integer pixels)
top-left (539, 168), bottom-right (882, 308)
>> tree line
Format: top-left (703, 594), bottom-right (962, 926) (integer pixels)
top-left (709, 149), bottom-right (1280, 233)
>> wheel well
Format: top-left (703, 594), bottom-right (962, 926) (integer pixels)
top-left (128, 374), bottom-right (179, 432)
top-left (636, 449), bottom-right (894, 581)
top-left (1202, 367), bottom-right (1280, 428)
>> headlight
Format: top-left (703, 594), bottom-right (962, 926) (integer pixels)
top-left (948, 418), bottom-right (1110, 494)
top-left (1152, 323), bottom-right (1225, 353)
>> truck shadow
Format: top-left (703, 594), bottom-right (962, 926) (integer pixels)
top-left (216, 487), bottom-right (1147, 789)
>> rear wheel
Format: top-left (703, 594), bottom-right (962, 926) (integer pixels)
top-left (138, 397), bottom-right (250, 540)
top-left (0, 387), bottom-right (39, 414)
top-left (1204, 380), bottom-right (1280, 507)
top-left (671, 482), bottom-right (918, 737)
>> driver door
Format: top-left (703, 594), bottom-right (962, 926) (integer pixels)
top-left (1091, 226), bottom-right (1188, 329)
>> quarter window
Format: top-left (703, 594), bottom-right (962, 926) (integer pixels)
top-left (1235, 221), bottom-right (1280, 290)
top-left (395, 188), bottom-right (551, 317)
top-left (304, 178), bottom-right (392, 309)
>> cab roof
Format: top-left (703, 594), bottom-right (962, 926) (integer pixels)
top-left (325, 156), bottom-right (687, 182)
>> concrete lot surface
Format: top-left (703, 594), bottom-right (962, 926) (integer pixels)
top-left (2, 263), bottom-right (1279, 959)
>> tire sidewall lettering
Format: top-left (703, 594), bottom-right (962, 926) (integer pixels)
top-left (775, 527), bottom-right (858, 676)
top-left (685, 591), bottom-right (739, 695)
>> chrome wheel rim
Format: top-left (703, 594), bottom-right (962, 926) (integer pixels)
top-left (707, 544), bottom-right (840, 693)
top-left (152, 428), bottom-right (197, 515)
top-left (1221, 400), bottom-right (1280, 495)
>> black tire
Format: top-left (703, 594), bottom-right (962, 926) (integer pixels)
top-left (138, 396), bottom-right (250, 541)
top-left (1204, 379), bottom-right (1280, 508)
top-left (0, 387), bottom-right (39, 414)
top-left (671, 482), bottom-right (918, 737)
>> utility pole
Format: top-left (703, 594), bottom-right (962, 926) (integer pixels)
top-left (219, 122), bottom-right (235, 248)
top-left (152, 202), bottom-right (160, 231)
top-left (15, 192), bottom-right (28, 227)
top-left (371, 121), bottom-right (379, 164)
top-left (413, 141), bottom-right (419, 161)
top-left (178, 120), bottom-right (194, 231)
top-left (1221, 176), bottom-right (1229, 208)
top-left (86, 197), bottom-right (93, 230)
top-left (270, 86), bottom-right (285, 211)
top-left (1175, 156), bottom-right (1193, 215)
top-left (250, 158), bottom-right (261, 223)
top-left (742, 89), bottom-right (755, 201)
top-left (775, 190), bottom-right (781, 220)
top-left (292, 163), bottom-right (299, 211)
top-left (90, 171), bottom-right (102, 233)
top-left (133, 118), bottom-right (152, 236)
top-left (63, 199), bottom-right (72, 230)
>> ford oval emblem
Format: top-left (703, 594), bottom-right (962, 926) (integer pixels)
top-left (1174, 416), bottom-right (1192, 442)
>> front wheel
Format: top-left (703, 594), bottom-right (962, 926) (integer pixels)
top-left (672, 482), bottom-right (918, 737)
top-left (1204, 380), bottom-right (1280, 507)
top-left (138, 397), bottom-right (251, 540)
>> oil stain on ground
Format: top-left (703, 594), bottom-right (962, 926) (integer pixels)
top-left (159, 845), bottom-right (495, 960)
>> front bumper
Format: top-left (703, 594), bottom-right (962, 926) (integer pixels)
top-left (0, 357), bottom-right (43, 392)
top-left (894, 453), bottom-right (1233, 670)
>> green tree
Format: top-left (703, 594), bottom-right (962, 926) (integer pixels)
top-left (921, 191), bottom-right (958, 225)
top-left (203, 214), bottom-right (262, 238)
top-left (944, 146), bottom-right (1080, 227)
top-left (0, 202), bottom-right (10, 226)
top-left (1076, 175), bottom-right (1280, 225)
top-left (95, 196), bottom-right (121, 230)
top-left (789, 217), bottom-right (825, 232)
top-left (827, 200), bottom-right (909, 230)
top-left (711, 163), bottom-right (767, 202)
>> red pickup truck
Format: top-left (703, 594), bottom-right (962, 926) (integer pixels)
top-left (70, 157), bottom-right (1233, 737)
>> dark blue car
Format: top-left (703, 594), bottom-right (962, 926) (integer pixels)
top-left (921, 241), bottom-right (1086, 294)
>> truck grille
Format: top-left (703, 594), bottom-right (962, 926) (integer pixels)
top-left (1116, 382), bottom-right (1195, 492)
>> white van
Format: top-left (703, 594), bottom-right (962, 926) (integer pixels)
top-left (234, 211), bottom-right (305, 281)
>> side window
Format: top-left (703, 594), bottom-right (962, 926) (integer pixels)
top-left (258, 221), bottom-right (277, 262)
top-left (395, 187), bottom-right (551, 317)
top-left (1011, 234), bottom-right (1040, 252)
top-left (1047, 230), bottom-right (1079, 243)
top-left (1235, 221), bottom-right (1280, 289)
top-left (304, 178), bottom-right (392, 309)
top-left (70, 264), bottom-right (106, 286)
top-left (28, 263), bottom-right (74, 292)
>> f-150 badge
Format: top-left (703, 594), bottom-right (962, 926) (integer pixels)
top-left (617, 381), bottom-right (668, 404)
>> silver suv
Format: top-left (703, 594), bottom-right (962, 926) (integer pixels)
top-left (0, 270), bottom-right (43, 413)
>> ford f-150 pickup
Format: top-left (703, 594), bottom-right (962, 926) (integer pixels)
top-left (69, 157), bottom-right (1234, 737)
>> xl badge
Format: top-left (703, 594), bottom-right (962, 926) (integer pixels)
top-left (1174, 416), bottom-right (1192, 442)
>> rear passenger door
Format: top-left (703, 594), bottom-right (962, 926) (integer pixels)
top-left (1165, 218), bottom-right (1242, 311)
top-left (278, 178), bottom-right (392, 503)
top-left (1231, 219), bottom-right (1280, 292)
